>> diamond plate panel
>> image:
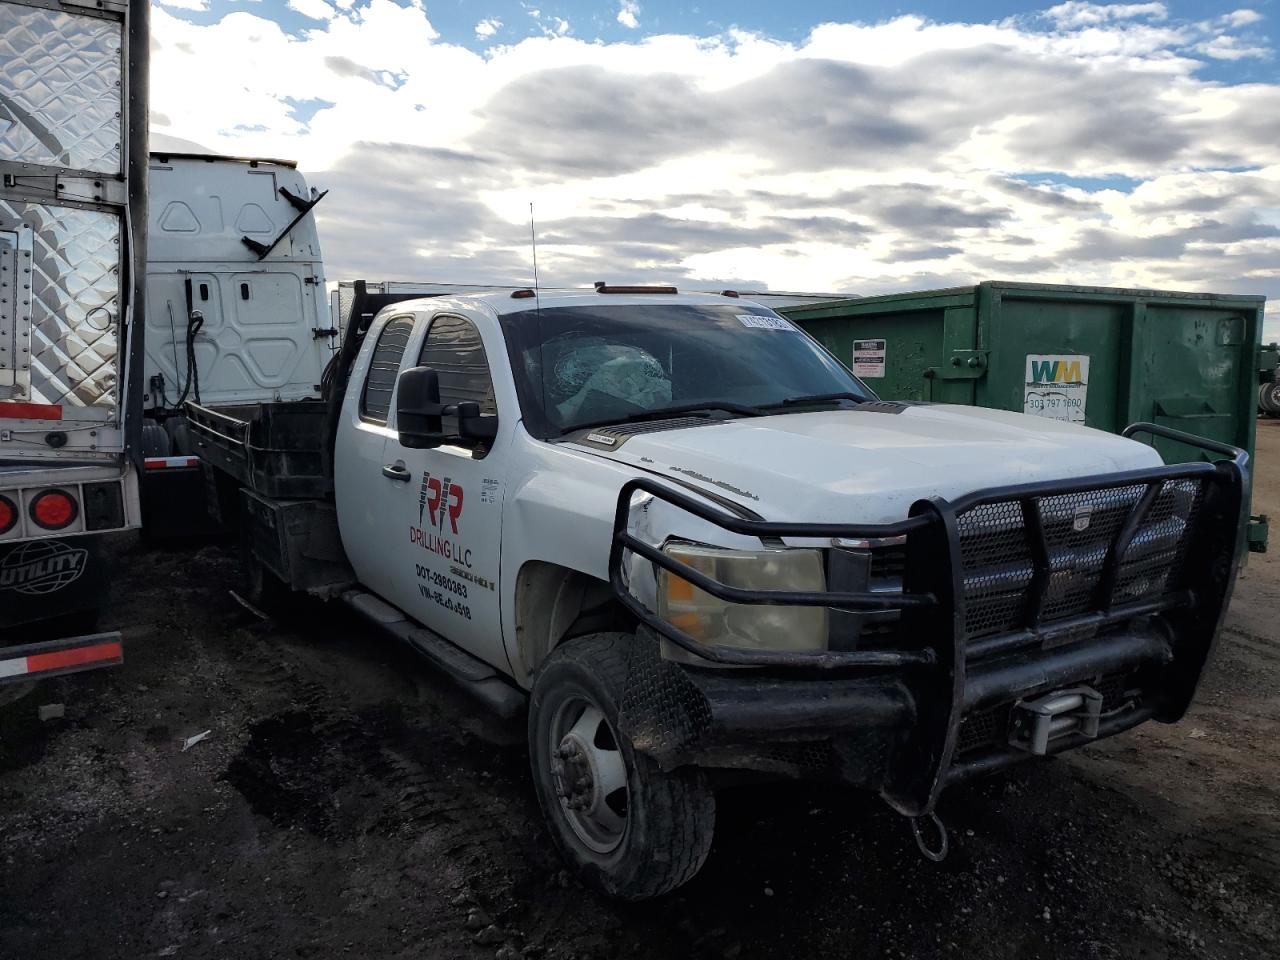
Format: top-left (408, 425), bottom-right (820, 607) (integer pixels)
top-left (0, 200), bottom-right (121, 415)
top-left (338, 284), bottom-right (354, 335)
top-left (0, 4), bottom-right (123, 174)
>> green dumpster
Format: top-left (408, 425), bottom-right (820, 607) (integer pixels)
top-left (781, 281), bottom-right (1269, 552)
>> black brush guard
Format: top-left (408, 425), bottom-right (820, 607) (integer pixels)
top-left (608, 423), bottom-right (1248, 816)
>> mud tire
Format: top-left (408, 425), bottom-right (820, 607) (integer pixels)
top-left (528, 632), bottom-right (715, 900)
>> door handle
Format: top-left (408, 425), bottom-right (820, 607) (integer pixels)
top-left (382, 461), bottom-right (411, 482)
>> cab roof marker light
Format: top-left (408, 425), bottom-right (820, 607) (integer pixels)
top-left (511, 289), bottom-right (537, 299)
top-left (593, 282), bottom-right (679, 295)
top-left (720, 290), bottom-right (740, 298)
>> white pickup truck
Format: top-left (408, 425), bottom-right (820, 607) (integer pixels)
top-left (193, 282), bottom-right (1248, 899)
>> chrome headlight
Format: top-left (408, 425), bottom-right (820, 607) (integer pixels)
top-left (656, 543), bottom-right (827, 659)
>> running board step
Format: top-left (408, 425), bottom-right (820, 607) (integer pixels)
top-left (341, 590), bottom-right (525, 719)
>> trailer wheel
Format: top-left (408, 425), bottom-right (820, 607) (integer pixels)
top-left (1263, 381), bottom-right (1280, 416)
top-left (528, 633), bottom-right (715, 900)
top-left (141, 422), bottom-right (171, 458)
top-left (163, 416), bottom-right (194, 456)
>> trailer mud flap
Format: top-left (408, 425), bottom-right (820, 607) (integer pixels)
top-left (0, 535), bottom-right (110, 631)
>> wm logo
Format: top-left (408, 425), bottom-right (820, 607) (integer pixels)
top-left (1029, 358), bottom-right (1084, 384)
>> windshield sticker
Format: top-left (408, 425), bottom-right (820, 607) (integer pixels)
top-left (1023, 354), bottom-right (1089, 423)
top-left (852, 339), bottom-right (887, 378)
top-left (736, 314), bottom-right (797, 332)
top-left (585, 432), bottom-right (618, 446)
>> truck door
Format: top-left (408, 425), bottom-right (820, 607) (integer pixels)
top-left (383, 313), bottom-right (510, 673)
top-left (334, 312), bottom-right (416, 605)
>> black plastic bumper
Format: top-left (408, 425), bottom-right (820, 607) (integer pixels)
top-left (610, 423), bottom-right (1248, 815)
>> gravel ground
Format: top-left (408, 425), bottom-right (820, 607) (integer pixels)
top-left (2, 422), bottom-right (1278, 960)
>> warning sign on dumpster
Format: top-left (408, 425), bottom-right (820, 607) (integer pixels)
top-left (1023, 354), bottom-right (1089, 423)
top-left (852, 339), bottom-right (887, 378)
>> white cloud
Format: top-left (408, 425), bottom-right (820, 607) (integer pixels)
top-left (287, 0), bottom-right (336, 22)
top-left (1045, 2), bottom-right (1167, 28)
top-left (147, 3), bottom-right (1280, 310)
top-left (1223, 9), bottom-right (1264, 28)
top-left (154, 0), bottom-right (209, 11)
top-left (617, 1), bottom-right (640, 30)
top-left (475, 17), bottom-right (502, 39)
top-left (520, 4), bottom-right (570, 38)
top-left (1198, 34), bottom-right (1271, 59)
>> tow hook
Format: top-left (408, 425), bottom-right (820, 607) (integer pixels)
top-left (909, 812), bottom-right (950, 862)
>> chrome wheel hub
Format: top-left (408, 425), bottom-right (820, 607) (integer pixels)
top-left (549, 699), bottom-right (630, 854)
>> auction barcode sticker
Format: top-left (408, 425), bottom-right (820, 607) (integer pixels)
top-left (852, 339), bottom-right (887, 378)
top-left (737, 314), bottom-right (797, 331)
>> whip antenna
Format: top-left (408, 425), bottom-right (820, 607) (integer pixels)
top-left (529, 202), bottom-right (541, 312)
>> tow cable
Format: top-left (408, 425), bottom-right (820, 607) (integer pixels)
top-left (909, 812), bottom-right (950, 862)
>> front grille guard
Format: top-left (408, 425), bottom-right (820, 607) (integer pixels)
top-left (608, 422), bottom-right (1248, 814)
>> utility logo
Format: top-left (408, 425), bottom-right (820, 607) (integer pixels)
top-left (418, 471), bottom-right (464, 534)
top-left (0, 540), bottom-right (88, 595)
top-left (1029, 357), bottom-right (1085, 385)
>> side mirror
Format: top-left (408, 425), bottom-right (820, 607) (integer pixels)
top-left (456, 401), bottom-right (499, 441)
top-left (396, 366), bottom-right (444, 448)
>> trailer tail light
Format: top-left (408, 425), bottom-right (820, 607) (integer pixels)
top-left (0, 494), bottom-right (16, 535)
top-left (29, 488), bottom-right (79, 530)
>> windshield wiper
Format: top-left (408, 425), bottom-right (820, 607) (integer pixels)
top-left (765, 392), bottom-right (867, 409)
top-left (567, 401), bottom-right (766, 434)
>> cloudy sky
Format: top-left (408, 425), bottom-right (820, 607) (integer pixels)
top-left (149, 0), bottom-right (1279, 337)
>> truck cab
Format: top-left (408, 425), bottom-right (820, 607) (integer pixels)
top-left (138, 152), bottom-right (331, 536)
top-left (308, 287), bottom-right (1247, 899)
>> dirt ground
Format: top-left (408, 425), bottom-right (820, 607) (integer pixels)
top-left (3, 424), bottom-right (1279, 960)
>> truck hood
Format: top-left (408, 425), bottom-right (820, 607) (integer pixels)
top-left (568, 404), bottom-right (1162, 524)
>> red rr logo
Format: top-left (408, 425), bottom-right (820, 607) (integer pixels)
top-left (419, 472), bottom-right (464, 534)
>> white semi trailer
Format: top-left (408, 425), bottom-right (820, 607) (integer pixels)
top-left (0, 0), bottom-right (149, 683)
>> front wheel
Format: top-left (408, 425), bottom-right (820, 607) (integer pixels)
top-left (528, 633), bottom-right (715, 900)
